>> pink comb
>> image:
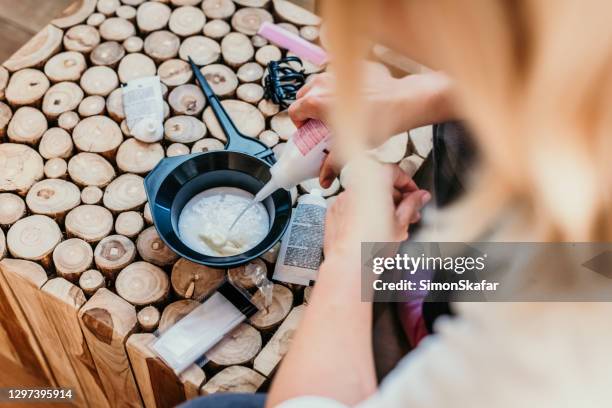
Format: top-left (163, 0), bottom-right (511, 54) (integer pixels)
top-left (258, 21), bottom-right (328, 66)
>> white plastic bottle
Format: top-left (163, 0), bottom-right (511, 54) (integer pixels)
top-left (273, 189), bottom-right (328, 285)
top-left (255, 119), bottom-right (331, 201)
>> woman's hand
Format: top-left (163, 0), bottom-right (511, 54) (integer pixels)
top-left (323, 164), bottom-right (431, 260)
top-left (289, 65), bottom-right (455, 187)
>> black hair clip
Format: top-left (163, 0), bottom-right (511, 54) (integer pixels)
top-left (264, 57), bottom-right (307, 110)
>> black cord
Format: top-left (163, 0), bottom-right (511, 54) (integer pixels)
top-left (264, 57), bottom-right (307, 110)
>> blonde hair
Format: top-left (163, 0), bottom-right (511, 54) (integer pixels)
top-left (322, 0), bottom-right (612, 242)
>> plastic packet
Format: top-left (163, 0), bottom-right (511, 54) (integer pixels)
top-left (122, 76), bottom-right (164, 142)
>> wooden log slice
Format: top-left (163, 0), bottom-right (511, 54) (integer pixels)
top-left (136, 2), bottom-right (171, 33)
top-left (167, 143), bottom-right (190, 157)
top-left (136, 226), bottom-right (179, 267)
top-left (7, 215), bottom-right (61, 268)
top-left (221, 33), bottom-right (254, 68)
top-left (87, 13), bottom-right (106, 27)
top-left (137, 306), bottom-right (160, 332)
top-left (206, 323), bottom-right (262, 367)
top-left (26, 179), bottom-right (81, 218)
top-left (5, 69), bottom-right (49, 107)
top-left (117, 5), bottom-right (137, 20)
top-left (201, 0), bottom-right (235, 20)
top-left (199, 64), bottom-right (237, 98)
top-left (80, 66), bottom-right (119, 97)
top-left (53, 238), bottom-right (94, 283)
top-left (270, 110), bottom-right (297, 141)
top-left (203, 19), bottom-right (230, 39)
top-left (68, 153), bottom-right (115, 187)
top-left (258, 130), bottom-right (279, 148)
top-left (300, 25), bottom-right (319, 42)
top-left (272, 0), bottom-right (321, 26)
top-left (94, 234), bottom-right (137, 279)
top-left (191, 138), bottom-right (224, 153)
top-left (255, 45), bottom-right (281, 67)
top-left (44, 158), bottom-right (68, 179)
top-left (200, 366), bottom-right (265, 396)
top-left (164, 115), bottom-right (207, 143)
top-left (169, 6), bottom-right (206, 37)
top-left (228, 258), bottom-right (267, 291)
top-left (249, 283), bottom-right (293, 331)
top-left (277, 22), bottom-right (299, 36)
top-left (81, 186), bottom-right (103, 205)
top-left (99, 18), bottom-right (136, 42)
top-left (73, 116), bottom-right (123, 159)
top-left (237, 62), bottom-right (264, 84)
top-left (116, 139), bottom-right (164, 174)
top-left (7, 107), bottom-right (48, 145)
top-left (103, 174), bottom-right (146, 212)
top-left (2, 25), bottom-right (63, 72)
top-left (0, 193), bottom-right (26, 227)
top-left (0, 102), bottom-right (10, 138)
top-left (171, 258), bottom-right (225, 300)
top-left (91, 41), bottom-right (126, 67)
top-left (143, 203), bottom-right (153, 225)
top-left (231, 7), bottom-right (273, 36)
top-left (115, 261), bottom-right (170, 306)
top-left (58, 111), bottom-right (80, 131)
top-left (158, 299), bottom-right (199, 333)
top-left (0, 144), bottom-right (43, 195)
top-left (179, 36), bottom-right (220, 66)
top-left (97, 0), bottom-right (120, 16)
top-left (158, 59), bottom-right (192, 88)
top-left (105, 88), bottom-right (125, 122)
top-left (78, 95), bottom-right (106, 117)
top-left (168, 84), bottom-right (206, 116)
top-left (123, 37), bottom-right (144, 53)
top-left (65, 205), bottom-right (114, 243)
top-left (144, 31), bottom-right (181, 63)
top-left (79, 269), bottom-right (106, 296)
top-left (299, 177), bottom-right (340, 197)
top-left (251, 34), bottom-right (268, 48)
top-left (51, 0), bottom-right (97, 28)
top-left (42, 82), bottom-right (84, 119)
top-left (115, 211), bottom-right (144, 239)
top-left (39, 128), bottom-right (73, 159)
top-left (257, 99), bottom-right (279, 118)
top-left (117, 53), bottom-right (157, 83)
top-left (237, 83), bottom-right (264, 104)
top-left (203, 99), bottom-right (264, 141)
top-left (64, 25), bottom-right (101, 53)
top-left (0, 66), bottom-right (7, 100)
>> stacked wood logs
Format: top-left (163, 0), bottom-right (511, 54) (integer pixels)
top-left (0, 1), bottom-right (431, 407)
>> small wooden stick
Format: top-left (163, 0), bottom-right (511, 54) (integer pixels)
top-left (6, 215), bottom-right (61, 269)
top-left (42, 82), bottom-right (84, 119)
top-left (136, 226), bottom-right (179, 267)
top-left (99, 18), bottom-right (136, 42)
top-left (206, 323), bottom-right (262, 367)
top-left (221, 33), bottom-right (254, 68)
top-left (228, 258), bottom-right (268, 291)
top-left (80, 186), bottom-right (103, 205)
top-left (65, 205), bottom-right (114, 243)
top-left (118, 53), bottom-right (156, 83)
top-left (144, 31), bottom-right (181, 63)
top-left (202, 0), bottom-right (236, 20)
top-left (26, 179), bottom-right (81, 219)
top-left (116, 139), bottom-right (165, 174)
top-left (169, 6), bottom-right (206, 37)
top-left (73, 116), bottom-right (123, 159)
top-left (203, 100), bottom-right (264, 141)
top-left (203, 20), bottom-right (230, 39)
top-left (164, 115), bottom-right (207, 143)
top-left (79, 269), bottom-right (106, 296)
top-left (179, 36), bottom-right (220, 66)
top-left (0, 193), bottom-right (25, 227)
top-left (53, 238), bottom-right (94, 283)
top-left (199, 64), bottom-right (238, 98)
top-left (78, 95), bottom-right (106, 117)
top-left (277, 22), bottom-right (299, 36)
top-left (0, 66), bottom-right (7, 100)
top-left (249, 284), bottom-right (294, 331)
top-left (158, 299), bottom-right (199, 334)
top-left (231, 7), bottom-right (273, 36)
top-left (115, 211), bottom-right (144, 239)
top-left (94, 235), bottom-right (137, 280)
top-left (237, 62), bottom-right (264, 83)
top-left (171, 258), bottom-right (225, 300)
top-left (201, 366), bottom-right (265, 396)
top-left (168, 84), bottom-right (206, 116)
top-left (137, 2), bottom-right (171, 33)
top-left (115, 261), bottom-right (170, 306)
top-left (44, 158), bottom-right (68, 179)
top-left (7, 107), bottom-right (48, 145)
top-left (158, 59), bottom-right (193, 87)
top-left (80, 66), bottom-right (119, 96)
top-left (137, 306), bottom-right (160, 332)
top-left (63, 25), bottom-right (101, 53)
top-left (91, 41), bottom-right (126, 67)
top-left (5, 69), bottom-right (49, 107)
top-left (103, 174), bottom-right (147, 212)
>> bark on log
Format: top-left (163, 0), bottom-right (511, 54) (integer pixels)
top-left (0, 193), bottom-right (26, 227)
top-left (144, 31), bottom-right (181, 63)
top-left (116, 138), bottom-right (165, 174)
top-left (80, 66), bottom-right (119, 96)
top-left (206, 323), bottom-right (262, 367)
top-left (99, 18), bottom-right (136, 42)
top-left (42, 82), bottom-right (84, 119)
top-left (191, 138), bottom-right (224, 153)
top-left (237, 83), bottom-right (264, 104)
top-left (7, 107), bottom-right (48, 145)
top-left (81, 186), bottom-right (103, 205)
top-left (201, 0), bottom-right (236, 20)
top-left (249, 283), bottom-right (293, 331)
top-left (44, 158), bottom-right (68, 179)
top-left (137, 306), bottom-right (160, 332)
top-left (237, 62), bottom-right (264, 83)
top-left (158, 299), bottom-right (199, 333)
top-left (73, 115), bottom-right (123, 159)
top-left (201, 366), bottom-right (265, 396)
top-left (5, 69), bottom-right (49, 107)
top-left (169, 6), bottom-right (206, 37)
top-left (25, 179), bottom-right (81, 219)
top-left (167, 143), bottom-right (190, 157)
top-left (115, 211), bottom-right (144, 239)
top-left (171, 258), bottom-right (225, 300)
top-left (78, 95), bottom-right (106, 117)
top-left (199, 64), bottom-right (237, 98)
top-left (51, 0), bottom-right (97, 28)
top-left (2, 25), bottom-right (63, 72)
top-left (0, 144), bottom-right (44, 195)
top-left (164, 115), bottom-right (207, 143)
top-left (136, 2), bottom-right (172, 33)
top-left (115, 261), bottom-right (170, 306)
top-left (118, 53), bottom-right (157, 83)
top-left (79, 269), bottom-right (106, 296)
top-left (221, 33), bottom-right (254, 68)
top-left (94, 235), bottom-right (137, 280)
top-left (65, 205), bottom-right (114, 243)
top-left (6, 215), bottom-right (61, 268)
top-left (91, 41), bottom-right (126, 67)
top-left (203, 99), bottom-right (264, 141)
top-left (228, 258), bottom-right (267, 291)
top-left (168, 84), bottom-right (206, 116)
top-left (203, 19), bottom-right (230, 39)
top-left (273, 0), bottom-right (321, 26)
top-left (179, 36), bottom-right (221, 66)
top-left (63, 25), bottom-right (101, 53)
top-left (103, 174), bottom-right (147, 212)
top-left (231, 7), bottom-right (274, 36)
top-left (68, 153), bottom-right (116, 187)
top-left (136, 226), bottom-right (179, 267)
top-left (53, 238), bottom-right (94, 283)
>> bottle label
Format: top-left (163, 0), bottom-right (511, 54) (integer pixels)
top-left (294, 120), bottom-right (329, 156)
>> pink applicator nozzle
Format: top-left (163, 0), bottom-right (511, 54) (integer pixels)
top-left (257, 21), bottom-right (328, 66)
